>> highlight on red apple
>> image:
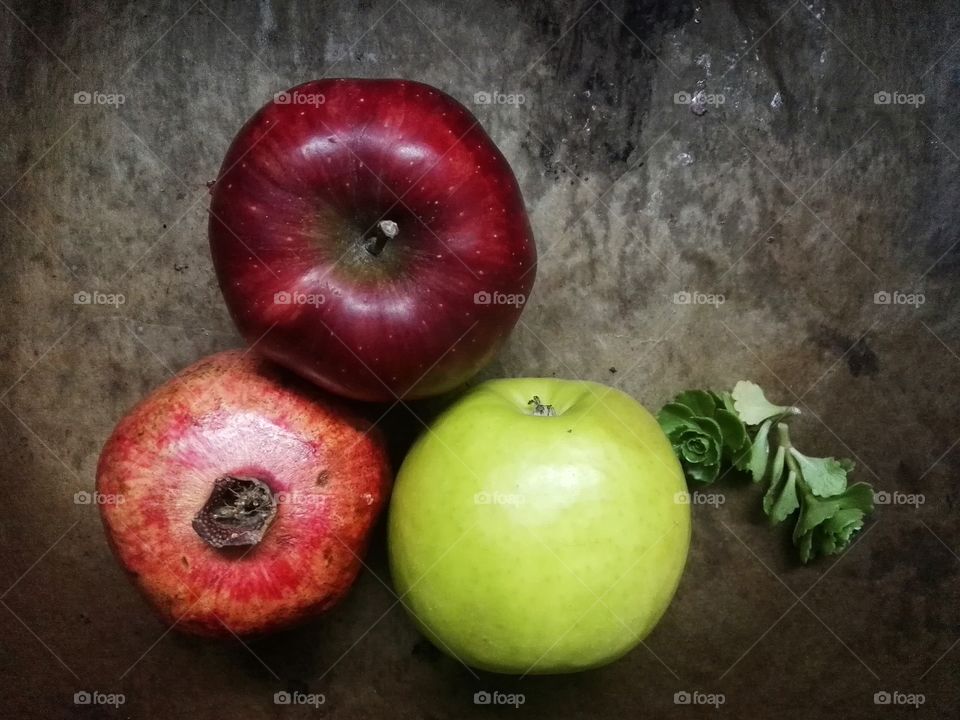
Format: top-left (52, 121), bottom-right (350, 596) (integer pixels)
top-left (209, 79), bottom-right (537, 402)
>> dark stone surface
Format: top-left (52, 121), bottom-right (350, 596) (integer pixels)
top-left (1, 0), bottom-right (958, 717)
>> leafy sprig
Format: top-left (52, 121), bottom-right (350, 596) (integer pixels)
top-left (657, 381), bottom-right (874, 563)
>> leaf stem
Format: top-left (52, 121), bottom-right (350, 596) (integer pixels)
top-left (776, 422), bottom-right (806, 491)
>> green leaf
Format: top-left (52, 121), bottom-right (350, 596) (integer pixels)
top-left (686, 462), bottom-right (720, 484)
top-left (816, 508), bottom-right (865, 556)
top-left (713, 408), bottom-right (749, 463)
top-left (679, 433), bottom-right (710, 463)
top-left (673, 390), bottom-right (717, 417)
top-left (657, 402), bottom-right (695, 436)
top-left (762, 444), bottom-right (787, 515)
top-left (678, 429), bottom-right (721, 467)
top-left (792, 483), bottom-right (874, 563)
top-left (790, 449), bottom-right (851, 497)
top-left (686, 415), bottom-right (722, 446)
top-left (797, 524), bottom-right (814, 562)
top-left (794, 482), bottom-right (874, 534)
top-left (802, 508), bottom-right (866, 562)
top-left (731, 381), bottom-right (800, 425)
top-left (717, 390), bottom-right (738, 415)
top-left (770, 469), bottom-right (800, 524)
top-left (748, 420), bottom-right (773, 483)
top-left (658, 398), bottom-right (725, 485)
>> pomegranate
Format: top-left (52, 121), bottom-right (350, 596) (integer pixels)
top-left (96, 350), bottom-right (390, 636)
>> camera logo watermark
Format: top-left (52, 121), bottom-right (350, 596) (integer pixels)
top-left (473, 91), bottom-right (525, 107)
top-left (74, 691), bottom-right (125, 707)
top-left (874, 690), bottom-right (924, 708)
top-left (873, 490), bottom-right (924, 508)
top-left (274, 291), bottom-right (325, 307)
top-left (874, 91), bottom-right (924, 107)
top-left (674, 690), bottom-right (725, 708)
top-left (73, 91), bottom-right (125, 107)
top-left (274, 91), bottom-right (325, 107)
top-left (673, 290), bottom-right (725, 308)
top-left (474, 690), bottom-right (525, 708)
top-left (74, 290), bottom-right (125, 307)
top-left (674, 491), bottom-right (725, 508)
top-left (273, 691), bottom-right (326, 707)
top-left (474, 290), bottom-right (526, 307)
top-left (474, 491), bottom-right (524, 507)
top-left (873, 290), bottom-right (924, 307)
top-left (74, 490), bottom-right (125, 506)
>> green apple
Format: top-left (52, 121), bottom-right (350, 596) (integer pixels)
top-left (388, 378), bottom-right (691, 674)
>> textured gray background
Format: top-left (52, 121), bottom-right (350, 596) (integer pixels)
top-left (1, 0), bottom-right (958, 718)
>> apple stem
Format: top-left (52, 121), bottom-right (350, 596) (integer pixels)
top-left (365, 220), bottom-right (399, 256)
top-left (192, 476), bottom-right (278, 549)
top-left (528, 395), bottom-right (558, 417)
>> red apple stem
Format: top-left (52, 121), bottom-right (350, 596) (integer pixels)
top-left (192, 476), bottom-right (278, 549)
top-left (365, 220), bottom-right (399, 256)
top-left (528, 396), bottom-right (558, 416)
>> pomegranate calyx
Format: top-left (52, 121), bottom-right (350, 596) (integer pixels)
top-left (192, 475), bottom-right (278, 549)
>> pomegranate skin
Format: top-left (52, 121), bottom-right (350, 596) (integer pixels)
top-left (96, 350), bottom-right (391, 637)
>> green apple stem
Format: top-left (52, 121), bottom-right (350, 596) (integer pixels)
top-left (192, 475), bottom-right (278, 549)
top-left (528, 395), bottom-right (557, 417)
top-left (365, 220), bottom-right (399, 256)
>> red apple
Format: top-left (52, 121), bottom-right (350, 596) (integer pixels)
top-left (208, 79), bottom-right (536, 402)
top-left (96, 351), bottom-right (390, 636)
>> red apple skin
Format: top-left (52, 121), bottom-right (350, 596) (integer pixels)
top-left (209, 79), bottom-right (536, 402)
top-left (95, 351), bottom-right (391, 637)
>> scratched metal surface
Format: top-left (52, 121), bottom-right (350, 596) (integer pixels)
top-left (1, 1), bottom-right (958, 718)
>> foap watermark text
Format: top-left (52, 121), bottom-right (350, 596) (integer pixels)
top-left (874, 490), bottom-right (924, 508)
top-left (75, 490), bottom-right (124, 506)
top-left (474, 290), bottom-right (525, 307)
top-left (674, 90), bottom-right (725, 109)
top-left (674, 690), bottom-right (725, 708)
top-left (474, 690), bottom-right (525, 708)
top-left (274, 690), bottom-right (325, 707)
top-left (673, 290), bottom-right (724, 308)
top-left (275, 291), bottom-right (325, 307)
top-left (474, 91), bottom-right (525, 106)
top-left (274, 90), bottom-right (325, 107)
top-left (874, 290), bottom-right (924, 307)
top-left (74, 691), bottom-right (125, 707)
top-left (74, 90), bottom-right (125, 107)
top-left (475, 491), bottom-right (524, 507)
top-left (674, 491), bottom-right (725, 508)
top-left (874, 91), bottom-right (924, 107)
top-left (74, 290), bottom-right (125, 307)
top-left (874, 690), bottom-right (924, 708)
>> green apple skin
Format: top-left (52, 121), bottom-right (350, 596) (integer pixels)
top-left (388, 378), bottom-right (691, 674)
